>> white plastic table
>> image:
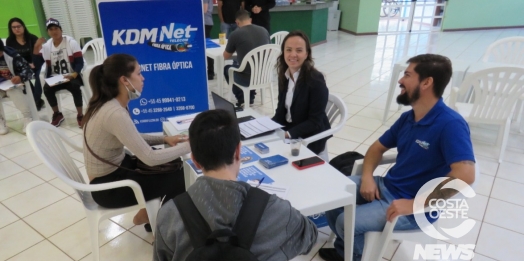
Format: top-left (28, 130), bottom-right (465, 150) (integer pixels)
top-left (206, 39), bottom-right (227, 96)
top-left (183, 140), bottom-right (357, 261)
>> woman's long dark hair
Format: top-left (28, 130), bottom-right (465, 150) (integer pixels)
top-left (7, 18), bottom-right (31, 42)
top-left (276, 30), bottom-right (316, 92)
top-left (82, 54), bottom-right (137, 127)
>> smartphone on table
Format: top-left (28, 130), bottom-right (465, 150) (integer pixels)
top-left (292, 156), bottom-right (325, 170)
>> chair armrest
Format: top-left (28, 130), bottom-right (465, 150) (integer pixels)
top-left (352, 153), bottom-right (397, 176)
top-left (449, 87), bottom-right (460, 109)
top-left (65, 178), bottom-right (148, 206)
top-left (301, 128), bottom-right (337, 146)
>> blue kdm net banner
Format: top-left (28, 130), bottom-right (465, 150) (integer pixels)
top-left (97, 0), bottom-right (208, 132)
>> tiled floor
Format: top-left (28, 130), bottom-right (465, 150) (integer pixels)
top-left (1, 29), bottom-right (524, 261)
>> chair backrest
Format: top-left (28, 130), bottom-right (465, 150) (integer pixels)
top-left (482, 37), bottom-right (524, 64)
top-left (270, 31), bottom-right (289, 46)
top-left (82, 38), bottom-right (107, 65)
top-left (325, 93), bottom-right (348, 126)
top-left (237, 44), bottom-right (281, 87)
top-left (25, 121), bottom-right (92, 204)
top-left (301, 93), bottom-right (348, 147)
top-left (455, 66), bottom-right (524, 121)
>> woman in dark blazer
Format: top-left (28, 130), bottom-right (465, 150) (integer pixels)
top-left (272, 31), bottom-right (331, 154)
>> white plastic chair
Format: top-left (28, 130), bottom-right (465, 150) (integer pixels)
top-left (482, 36), bottom-right (524, 64)
top-left (345, 155), bottom-right (480, 261)
top-left (482, 36), bottom-right (524, 125)
top-left (270, 31), bottom-right (289, 46)
top-left (82, 38), bottom-right (107, 66)
top-left (0, 81), bottom-right (40, 122)
top-left (227, 44), bottom-right (281, 110)
top-left (26, 121), bottom-right (161, 261)
top-left (301, 93), bottom-right (348, 162)
top-left (449, 66), bottom-right (524, 163)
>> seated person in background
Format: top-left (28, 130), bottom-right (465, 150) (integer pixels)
top-left (271, 31), bottom-right (331, 155)
top-left (319, 54), bottom-right (476, 261)
top-left (33, 18), bottom-right (84, 127)
top-left (82, 54), bottom-right (190, 230)
top-left (154, 109), bottom-right (318, 261)
top-left (0, 40), bottom-right (34, 134)
top-left (223, 9), bottom-right (270, 107)
top-left (6, 17), bottom-right (45, 110)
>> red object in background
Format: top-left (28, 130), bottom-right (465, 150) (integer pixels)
top-left (213, 0), bottom-right (217, 3)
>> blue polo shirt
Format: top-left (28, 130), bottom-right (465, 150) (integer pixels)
top-left (379, 98), bottom-right (475, 200)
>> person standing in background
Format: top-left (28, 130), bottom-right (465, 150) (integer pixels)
top-left (6, 17), bottom-right (45, 111)
top-left (218, 0), bottom-right (244, 38)
top-left (203, 0), bottom-right (215, 80)
top-left (245, 0), bottom-right (275, 33)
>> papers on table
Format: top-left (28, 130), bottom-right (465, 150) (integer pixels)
top-left (238, 165), bottom-right (274, 184)
top-left (167, 112), bottom-right (200, 131)
top-left (45, 75), bottom-right (70, 86)
top-left (0, 80), bottom-right (15, 91)
top-left (239, 117), bottom-right (283, 138)
top-left (247, 180), bottom-right (289, 199)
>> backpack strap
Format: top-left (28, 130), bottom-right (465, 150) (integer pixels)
top-left (232, 187), bottom-right (270, 249)
top-left (173, 192), bottom-right (212, 249)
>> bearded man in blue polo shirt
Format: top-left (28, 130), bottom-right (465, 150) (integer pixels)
top-left (319, 54), bottom-right (476, 261)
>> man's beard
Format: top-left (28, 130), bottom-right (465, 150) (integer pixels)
top-left (396, 84), bottom-right (421, 106)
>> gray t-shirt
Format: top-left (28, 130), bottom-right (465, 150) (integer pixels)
top-left (203, 0), bottom-right (214, 26)
top-left (153, 176), bottom-right (318, 261)
top-left (225, 24), bottom-right (270, 73)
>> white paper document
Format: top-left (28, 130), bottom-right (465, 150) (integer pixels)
top-left (167, 112), bottom-right (200, 131)
top-left (247, 181), bottom-right (289, 199)
top-left (239, 116), bottom-right (283, 138)
top-left (0, 80), bottom-right (15, 91)
top-left (45, 75), bottom-right (70, 86)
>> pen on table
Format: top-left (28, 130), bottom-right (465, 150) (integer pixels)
top-left (257, 177), bottom-right (265, 188)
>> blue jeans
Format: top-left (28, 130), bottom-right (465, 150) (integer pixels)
top-left (325, 176), bottom-right (419, 261)
top-left (220, 22), bottom-right (237, 38)
top-left (224, 62), bottom-right (255, 104)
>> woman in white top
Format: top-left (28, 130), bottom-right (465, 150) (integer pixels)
top-left (82, 54), bottom-right (190, 229)
top-left (271, 31), bottom-right (331, 154)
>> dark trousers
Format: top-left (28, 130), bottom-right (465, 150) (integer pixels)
top-left (224, 62), bottom-right (256, 104)
top-left (90, 154), bottom-right (186, 208)
top-left (205, 25), bottom-right (215, 75)
top-left (43, 77), bottom-right (83, 108)
top-left (31, 66), bottom-right (42, 102)
top-left (252, 12), bottom-right (271, 33)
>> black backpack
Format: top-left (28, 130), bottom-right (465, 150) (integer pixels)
top-left (329, 151), bottom-right (364, 176)
top-left (173, 187), bottom-right (270, 261)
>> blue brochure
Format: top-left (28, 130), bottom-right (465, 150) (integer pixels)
top-left (240, 146), bottom-right (261, 164)
top-left (238, 166), bottom-right (274, 184)
top-left (187, 159), bottom-right (202, 174)
top-left (205, 38), bottom-right (220, 48)
top-left (259, 155), bottom-right (289, 169)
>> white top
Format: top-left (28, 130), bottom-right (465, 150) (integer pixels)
top-left (44, 37), bottom-right (79, 76)
top-left (285, 69), bottom-right (300, 123)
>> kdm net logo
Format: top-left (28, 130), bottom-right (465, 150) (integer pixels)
top-left (412, 177), bottom-right (476, 260)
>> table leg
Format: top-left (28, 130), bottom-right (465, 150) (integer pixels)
top-left (344, 203), bottom-right (355, 261)
top-left (216, 57), bottom-right (225, 97)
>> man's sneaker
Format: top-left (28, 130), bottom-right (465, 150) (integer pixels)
top-left (0, 117), bottom-right (8, 135)
top-left (22, 118), bottom-right (32, 134)
top-left (36, 99), bottom-right (45, 111)
top-left (207, 73), bottom-right (215, 80)
top-left (51, 112), bottom-right (64, 127)
top-left (77, 114), bottom-right (84, 128)
top-left (235, 102), bottom-right (245, 108)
